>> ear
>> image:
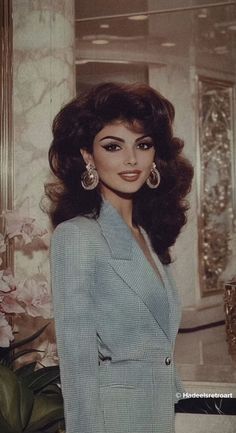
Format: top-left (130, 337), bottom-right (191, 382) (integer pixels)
top-left (80, 148), bottom-right (95, 166)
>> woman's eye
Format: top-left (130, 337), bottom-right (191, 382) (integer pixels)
top-left (102, 143), bottom-right (121, 152)
top-left (137, 142), bottom-right (154, 150)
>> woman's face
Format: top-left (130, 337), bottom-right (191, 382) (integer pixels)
top-left (81, 120), bottom-right (155, 199)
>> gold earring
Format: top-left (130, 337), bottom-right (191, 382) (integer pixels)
top-left (81, 162), bottom-right (99, 190)
top-left (146, 162), bottom-right (161, 189)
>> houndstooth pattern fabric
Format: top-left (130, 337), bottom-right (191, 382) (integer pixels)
top-left (50, 199), bottom-right (185, 433)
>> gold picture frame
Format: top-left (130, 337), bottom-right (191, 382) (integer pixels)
top-left (197, 75), bottom-right (235, 296)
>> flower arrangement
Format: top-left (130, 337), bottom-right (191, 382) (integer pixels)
top-left (0, 209), bottom-right (52, 347)
top-left (0, 208), bottom-right (65, 432)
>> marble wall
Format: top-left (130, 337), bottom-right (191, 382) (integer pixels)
top-left (149, 63), bottom-right (197, 308)
top-left (13, 0), bottom-right (75, 280)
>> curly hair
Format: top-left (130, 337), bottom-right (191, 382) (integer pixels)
top-left (44, 82), bottom-right (194, 265)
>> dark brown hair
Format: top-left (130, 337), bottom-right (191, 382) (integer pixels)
top-left (44, 82), bottom-right (194, 264)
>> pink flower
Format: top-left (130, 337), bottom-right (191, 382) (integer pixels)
top-left (4, 210), bottom-right (47, 244)
top-left (16, 274), bottom-right (53, 319)
top-left (0, 269), bottom-right (17, 293)
top-left (0, 269), bottom-right (25, 314)
top-left (0, 293), bottom-right (25, 314)
top-left (0, 312), bottom-right (14, 347)
top-left (15, 340), bottom-right (59, 369)
top-left (36, 341), bottom-right (59, 368)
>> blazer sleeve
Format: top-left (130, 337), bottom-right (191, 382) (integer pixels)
top-left (50, 221), bottom-right (106, 433)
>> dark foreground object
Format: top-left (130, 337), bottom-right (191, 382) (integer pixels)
top-left (175, 398), bottom-right (236, 415)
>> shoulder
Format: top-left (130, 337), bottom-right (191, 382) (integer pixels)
top-left (52, 215), bottom-right (99, 237)
top-left (51, 215), bottom-right (100, 250)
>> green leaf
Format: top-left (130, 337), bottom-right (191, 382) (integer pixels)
top-left (10, 349), bottom-right (43, 364)
top-left (0, 347), bottom-right (12, 366)
top-left (0, 324), bottom-right (49, 367)
top-left (0, 356), bottom-right (11, 367)
top-left (11, 323), bottom-right (49, 350)
top-left (26, 419), bottom-right (65, 433)
top-left (18, 380), bottom-right (34, 430)
top-left (1, 324), bottom-right (49, 354)
top-left (0, 410), bottom-right (16, 433)
top-left (15, 362), bottom-right (37, 378)
top-left (0, 364), bottom-right (22, 432)
top-left (25, 394), bottom-right (64, 433)
top-left (22, 366), bottom-right (60, 393)
top-left (39, 383), bottom-right (62, 396)
top-left (0, 364), bottom-right (35, 432)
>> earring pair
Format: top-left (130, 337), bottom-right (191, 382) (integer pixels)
top-left (81, 161), bottom-right (161, 190)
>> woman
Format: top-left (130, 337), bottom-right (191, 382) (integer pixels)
top-left (47, 82), bottom-right (194, 433)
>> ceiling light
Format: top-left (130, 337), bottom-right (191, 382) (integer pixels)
top-left (161, 42), bottom-right (176, 47)
top-left (100, 24), bottom-right (110, 29)
top-left (91, 59), bottom-right (130, 64)
top-left (229, 24), bottom-right (236, 31)
top-left (128, 15), bottom-right (148, 21)
top-left (92, 39), bottom-right (109, 45)
top-left (76, 60), bottom-right (89, 64)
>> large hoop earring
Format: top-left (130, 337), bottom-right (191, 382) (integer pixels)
top-left (146, 162), bottom-right (161, 189)
top-left (81, 162), bottom-right (99, 190)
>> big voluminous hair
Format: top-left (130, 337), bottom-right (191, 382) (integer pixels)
top-left (44, 82), bottom-right (194, 264)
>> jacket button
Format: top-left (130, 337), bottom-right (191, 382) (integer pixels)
top-left (165, 356), bottom-right (171, 365)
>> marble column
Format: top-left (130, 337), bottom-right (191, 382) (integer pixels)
top-left (13, 0), bottom-right (75, 280)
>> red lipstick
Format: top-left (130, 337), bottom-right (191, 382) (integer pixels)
top-left (118, 170), bottom-right (141, 182)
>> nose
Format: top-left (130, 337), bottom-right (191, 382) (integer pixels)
top-left (124, 148), bottom-right (137, 166)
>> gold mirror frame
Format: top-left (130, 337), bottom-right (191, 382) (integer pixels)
top-left (0, 0), bottom-right (14, 269)
top-left (197, 75), bottom-right (235, 296)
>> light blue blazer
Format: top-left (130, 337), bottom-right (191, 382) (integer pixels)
top-left (50, 199), bottom-right (185, 433)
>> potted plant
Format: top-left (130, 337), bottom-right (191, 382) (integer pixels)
top-left (0, 208), bottom-right (65, 432)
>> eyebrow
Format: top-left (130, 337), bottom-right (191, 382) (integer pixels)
top-left (99, 135), bottom-right (152, 142)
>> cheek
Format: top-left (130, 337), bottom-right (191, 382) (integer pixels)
top-left (92, 146), bottom-right (124, 168)
top-left (93, 153), bottom-right (118, 173)
top-left (138, 151), bottom-right (155, 168)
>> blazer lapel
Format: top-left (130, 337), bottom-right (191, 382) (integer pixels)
top-left (97, 199), bottom-right (171, 342)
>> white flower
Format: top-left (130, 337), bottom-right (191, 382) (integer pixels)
top-left (36, 341), bottom-right (59, 367)
top-left (16, 274), bottom-right (53, 319)
top-left (0, 269), bottom-right (17, 293)
top-left (4, 210), bottom-right (47, 244)
top-left (0, 312), bottom-right (14, 347)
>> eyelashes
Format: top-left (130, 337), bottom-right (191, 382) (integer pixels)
top-left (137, 142), bottom-right (154, 150)
top-left (101, 142), bottom-right (154, 152)
top-left (101, 143), bottom-right (121, 152)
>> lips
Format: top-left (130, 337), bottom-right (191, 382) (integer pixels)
top-left (118, 170), bottom-right (141, 182)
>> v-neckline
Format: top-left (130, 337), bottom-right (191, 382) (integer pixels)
top-left (131, 226), bottom-right (166, 287)
top-left (99, 199), bottom-right (166, 287)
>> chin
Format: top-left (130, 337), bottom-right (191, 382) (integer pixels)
top-left (99, 175), bottom-right (148, 195)
top-left (101, 182), bottom-right (145, 197)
